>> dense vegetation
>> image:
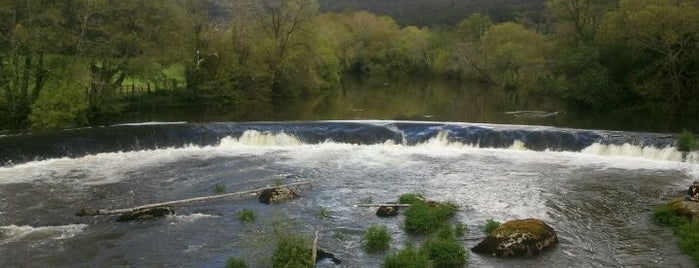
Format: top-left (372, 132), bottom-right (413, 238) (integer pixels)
top-left (1, 0), bottom-right (697, 129)
top-left (652, 201), bottom-right (699, 265)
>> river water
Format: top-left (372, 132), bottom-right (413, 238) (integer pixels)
top-left (0, 121), bottom-right (696, 267)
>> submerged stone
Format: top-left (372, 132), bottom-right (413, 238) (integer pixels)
top-left (116, 206), bottom-right (175, 222)
top-left (259, 187), bottom-right (298, 204)
top-left (316, 249), bottom-right (342, 265)
top-left (471, 218), bottom-right (558, 258)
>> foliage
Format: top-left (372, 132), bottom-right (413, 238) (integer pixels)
top-left (381, 244), bottom-right (431, 268)
top-left (483, 219), bottom-right (502, 235)
top-left (272, 235), bottom-right (314, 268)
top-left (29, 82), bottom-right (88, 129)
top-left (674, 222), bottom-right (699, 265)
top-left (677, 131), bottom-right (697, 153)
top-left (398, 193), bottom-right (425, 205)
top-left (421, 233), bottom-right (467, 268)
top-left (453, 222), bottom-right (467, 237)
top-left (363, 225), bottom-right (392, 253)
top-left (226, 257), bottom-right (248, 268)
top-left (237, 209), bottom-right (256, 224)
top-left (403, 201), bottom-right (458, 235)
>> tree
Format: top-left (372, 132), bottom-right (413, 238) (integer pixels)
top-left (547, 0), bottom-right (617, 43)
top-left (598, 0), bottom-right (699, 113)
top-left (451, 13), bottom-right (494, 82)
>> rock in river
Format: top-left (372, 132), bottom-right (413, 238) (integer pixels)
top-left (376, 202), bottom-right (400, 217)
top-left (259, 187), bottom-right (298, 204)
top-left (471, 218), bottom-right (558, 257)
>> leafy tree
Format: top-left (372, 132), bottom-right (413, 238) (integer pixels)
top-left (598, 0), bottom-right (699, 114)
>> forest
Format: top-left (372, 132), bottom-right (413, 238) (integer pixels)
top-left (0, 0), bottom-right (698, 129)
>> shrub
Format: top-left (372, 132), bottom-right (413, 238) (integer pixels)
top-left (272, 235), bottom-right (314, 268)
top-left (398, 193), bottom-right (425, 204)
top-left (237, 209), bottom-right (255, 224)
top-left (382, 244), bottom-right (431, 268)
top-left (404, 201), bottom-right (458, 235)
top-left (226, 257), bottom-right (247, 268)
top-left (652, 203), bottom-right (689, 227)
top-left (214, 183), bottom-right (226, 194)
top-left (421, 236), bottom-right (467, 268)
top-left (483, 219), bottom-right (501, 235)
top-left (363, 225), bottom-right (392, 253)
top-left (677, 130), bottom-right (696, 152)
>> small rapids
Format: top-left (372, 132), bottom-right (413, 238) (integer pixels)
top-left (0, 121), bottom-right (695, 267)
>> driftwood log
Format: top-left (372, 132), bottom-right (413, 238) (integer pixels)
top-left (76, 181), bottom-right (311, 217)
top-left (353, 203), bottom-right (412, 207)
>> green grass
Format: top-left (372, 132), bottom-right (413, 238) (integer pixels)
top-left (398, 193), bottom-right (425, 204)
top-left (653, 201), bottom-right (699, 266)
top-left (421, 234), bottom-right (467, 268)
top-left (483, 219), bottom-right (502, 235)
top-left (363, 225), bottom-right (392, 253)
top-left (677, 130), bottom-right (697, 152)
top-left (382, 244), bottom-right (431, 268)
top-left (236, 209), bottom-right (255, 224)
top-left (272, 235), bottom-right (314, 268)
top-left (315, 207), bottom-right (331, 219)
top-left (225, 257), bottom-right (248, 268)
top-left (214, 183), bottom-right (226, 194)
top-left (403, 201), bottom-right (458, 235)
top-left (453, 222), bottom-right (468, 237)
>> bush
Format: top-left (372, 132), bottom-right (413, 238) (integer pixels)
top-left (421, 236), bottom-right (467, 268)
top-left (237, 209), bottom-right (255, 224)
top-left (404, 201), bottom-right (458, 235)
top-left (677, 130), bottom-right (696, 152)
top-left (226, 257), bottom-right (247, 268)
top-left (398, 193), bottom-right (425, 205)
top-left (483, 219), bottom-right (501, 235)
top-left (272, 235), bottom-right (314, 268)
top-left (382, 244), bottom-right (431, 268)
top-left (363, 225), bottom-right (392, 253)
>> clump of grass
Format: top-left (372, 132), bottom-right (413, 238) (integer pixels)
top-left (225, 257), bottom-right (247, 268)
top-left (453, 222), bottom-right (468, 237)
top-left (421, 234), bottom-right (467, 268)
top-left (674, 222), bottom-right (699, 264)
top-left (272, 235), bottom-right (314, 268)
top-left (398, 193), bottom-right (425, 204)
top-left (382, 244), bottom-right (431, 268)
top-left (403, 201), bottom-right (459, 235)
top-left (483, 219), bottom-right (502, 235)
top-left (236, 209), bottom-right (255, 224)
top-left (213, 183), bottom-right (226, 194)
top-left (677, 130), bottom-right (697, 152)
top-left (315, 207), bottom-right (331, 219)
top-left (652, 203), bottom-right (689, 227)
top-left (363, 225), bottom-right (392, 253)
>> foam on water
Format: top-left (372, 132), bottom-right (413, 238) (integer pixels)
top-left (1, 130), bottom-right (697, 186)
top-left (172, 213), bottom-right (218, 223)
top-left (0, 224), bottom-right (87, 245)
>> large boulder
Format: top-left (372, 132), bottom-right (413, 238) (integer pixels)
top-left (471, 218), bottom-right (558, 257)
top-left (116, 206), bottom-right (175, 222)
top-left (259, 187), bottom-right (298, 204)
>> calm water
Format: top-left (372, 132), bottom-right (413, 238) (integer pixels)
top-left (119, 76), bottom-right (698, 133)
top-left (0, 122), bottom-right (696, 267)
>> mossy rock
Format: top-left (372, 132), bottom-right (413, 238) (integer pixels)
top-left (668, 198), bottom-right (699, 221)
top-left (471, 218), bottom-right (558, 258)
top-left (376, 202), bottom-right (400, 217)
top-left (259, 187), bottom-right (298, 204)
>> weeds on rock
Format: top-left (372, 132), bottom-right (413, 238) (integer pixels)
top-left (483, 219), bottom-right (501, 235)
top-left (214, 183), bottom-right (226, 194)
top-left (237, 209), bottom-right (255, 224)
top-left (272, 235), bottom-right (314, 268)
top-left (403, 201), bottom-right (458, 235)
top-left (225, 257), bottom-right (247, 268)
top-left (381, 243), bottom-right (431, 268)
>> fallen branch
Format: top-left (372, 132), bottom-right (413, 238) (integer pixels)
top-left (353, 203), bottom-right (412, 208)
top-left (77, 181), bottom-right (311, 216)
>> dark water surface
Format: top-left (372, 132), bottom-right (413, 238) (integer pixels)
top-left (117, 76), bottom-right (698, 134)
top-left (0, 121), bottom-right (697, 267)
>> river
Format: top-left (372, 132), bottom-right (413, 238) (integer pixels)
top-left (0, 121), bottom-right (696, 267)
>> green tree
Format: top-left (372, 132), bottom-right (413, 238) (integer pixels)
top-left (598, 0), bottom-right (699, 114)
